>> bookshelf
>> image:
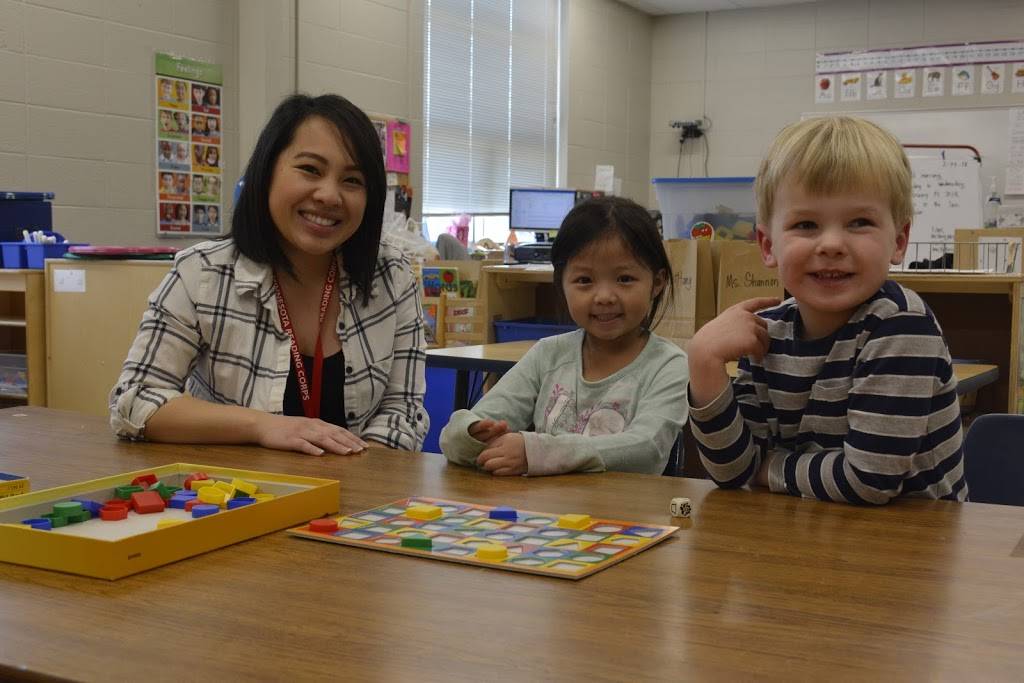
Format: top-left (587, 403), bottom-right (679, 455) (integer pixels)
top-left (0, 269), bottom-right (45, 406)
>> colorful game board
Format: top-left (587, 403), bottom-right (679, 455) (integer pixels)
top-left (288, 496), bottom-right (678, 580)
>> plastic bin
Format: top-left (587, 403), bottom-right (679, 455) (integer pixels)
top-left (0, 243), bottom-right (25, 268)
top-left (493, 318), bottom-right (577, 343)
top-left (0, 191), bottom-right (54, 242)
top-left (652, 177), bottom-right (756, 241)
top-left (23, 241), bottom-right (86, 269)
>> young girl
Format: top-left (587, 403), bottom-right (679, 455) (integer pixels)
top-left (440, 197), bottom-right (689, 476)
top-left (111, 93), bottom-right (428, 455)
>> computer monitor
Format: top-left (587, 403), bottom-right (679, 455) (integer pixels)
top-left (508, 188), bottom-right (577, 231)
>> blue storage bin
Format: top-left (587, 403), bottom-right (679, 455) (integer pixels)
top-left (23, 241), bottom-right (86, 269)
top-left (0, 191), bottom-right (54, 242)
top-left (493, 318), bottom-right (576, 343)
top-left (0, 243), bottom-right (25, 268)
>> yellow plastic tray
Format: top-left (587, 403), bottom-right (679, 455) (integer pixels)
top-left (0, 463), bottom-right (338, 580)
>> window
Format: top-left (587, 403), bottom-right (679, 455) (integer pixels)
top-left (423, 0), bottom-right (561, 243)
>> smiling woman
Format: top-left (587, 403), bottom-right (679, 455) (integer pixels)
top-left (110, 94), bottom-right (429, 455)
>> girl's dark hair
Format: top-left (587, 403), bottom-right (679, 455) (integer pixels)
top-left (551, 196), bottom-right (674, 330)
top-left (232, 93), bottom-right (386, 306)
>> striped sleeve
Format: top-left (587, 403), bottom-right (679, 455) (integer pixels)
top-left (765, 312), bottom-right (965, 505)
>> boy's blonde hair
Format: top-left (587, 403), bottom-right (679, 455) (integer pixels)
top-left (755, 116), bottom-right (913, 227)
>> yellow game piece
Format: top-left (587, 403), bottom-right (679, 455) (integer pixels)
top-left (557, 514), bottom-right (591, 530)
top-left (156, 519), bottom-right (186, 529)
top-left (232, 478), bottom-right (258, 496)
top-left (213, 481), bottom-right (236, 501)
top-left (191, 479), bottom-right (214, 490)
top-left (253, 493), bottom-right (275, 503)
top-left (198, 487), bottom-right (227, 505)
top-left (405, 504), bottom-right (442, 521)
top-left (474, 544), bottom-right (508, 561)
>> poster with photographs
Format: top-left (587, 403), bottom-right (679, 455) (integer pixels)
top-left (155, 53), bottom-right (223, 236)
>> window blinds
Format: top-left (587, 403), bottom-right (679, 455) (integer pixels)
top-left (424, 0), bottom-right (560, 215)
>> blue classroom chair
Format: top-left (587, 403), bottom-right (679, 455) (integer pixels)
top-left (963, 413), bottom-right (1024, 506)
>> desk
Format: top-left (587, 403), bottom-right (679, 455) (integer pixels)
top-left (2, 408), bottom-right (1024, 679)
top-left (429, 341), bottom-right (998, 412)
top-left (426, 340), bottom-right (537, 410)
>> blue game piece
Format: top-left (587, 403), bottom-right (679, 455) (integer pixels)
top-left (167, 495), bottom-right (191, 509)
top-left (226, 497), bottom-right (255, 510)
top-left (191, 504), bottom-right (219, 518)
top-left (176, 489), bottom-right (198, 497)
top-left (21, 518), bottom-right (52, 530)
top-left (72, 499), bottom-right (104, 516)
top-left (489, 506), bottom-right (518, 521)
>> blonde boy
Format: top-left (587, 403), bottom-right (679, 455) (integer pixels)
top-left (687, 117), bottom-right (966, 504)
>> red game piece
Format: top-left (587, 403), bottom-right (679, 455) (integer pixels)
top-left (130, 491), bottom-right (166, 514)
top-left (130, 473), bottom-right (158, 489)
top-left (183, 472), bottom-right (210, 491)
top-left (104, 499), bottom-right (131, 509)
top-left (185, 499), bottom-right (200, 512)
top-left (99, 505), bottom-right (128, 521)
top-left (309, 519), bottom-right (339, 534)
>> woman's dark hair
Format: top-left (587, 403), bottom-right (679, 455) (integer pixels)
top-left (232, 93), bottom-right (386, 306)
top-left (551, 196), bottom-right (674, 330)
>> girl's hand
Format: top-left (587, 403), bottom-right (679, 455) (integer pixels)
top-left (476, 432), bottom-right (527, 476)
top-left (253, 414), bottom-right (368, 456)
top-left (468, 418), bottom-right (509, 445)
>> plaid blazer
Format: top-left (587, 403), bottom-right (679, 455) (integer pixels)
top-left (110, 236), bottom-right (428, 450)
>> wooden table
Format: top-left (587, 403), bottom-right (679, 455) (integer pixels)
top-left (2, 408), bottom-right (1024, 680)
top-left (428, 340), bottom-right (998, 411)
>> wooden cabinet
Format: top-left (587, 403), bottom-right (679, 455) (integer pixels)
top-left (0, 269), bottom-right (45, 406)
top-left (45, 260), bottom-right (171, 416)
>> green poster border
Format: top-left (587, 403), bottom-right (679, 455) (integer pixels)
top-left (155, 52), bottom-right (223, 86)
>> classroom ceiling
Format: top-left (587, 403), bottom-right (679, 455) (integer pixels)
top-left (619, 0), bottom-right (816, 14)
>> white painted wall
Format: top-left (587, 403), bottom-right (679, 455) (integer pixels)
top-left (0, 0), bottom-right (239, 246)
top-left (565, 0), bottom-right (652, 204)
top-left (297, 0), bottom-right (423, 219)
top-left (649, 0), bottom-right (1024, 207)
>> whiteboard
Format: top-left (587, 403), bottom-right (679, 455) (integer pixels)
top-left (805, 107), bottom-right (1016, 196)
top-left (902, 154), bottom-right (982, 267)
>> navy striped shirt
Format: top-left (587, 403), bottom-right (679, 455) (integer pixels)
top-left (690, 280), bottom-right (966, 505)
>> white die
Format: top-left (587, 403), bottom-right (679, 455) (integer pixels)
top-left (669, 497), bottom-right (691, 518)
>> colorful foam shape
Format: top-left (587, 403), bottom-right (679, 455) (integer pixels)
top-left (131, 473), bottom-right (158, 488)
top-left (191, 504), bottom-right (219, 518)
top-left (405, 504), bottom-right (443, 521)
top-left (22, 518), bottom-right (52, 530)
top-left (556, 514), bottom-right (592, 530)
top-left (71, 499), bottom-right (104, 516)
top-left (99, 505), bottom-right (128, 521)
top-left (474, 544), bottom-right (508, 561)
top-left (489, 506), bottom-right (518, 521)
top-left (231, 478), bottom-right (258, 496)
top-left (167, 495), bottom-right (191, 509)
top-left (309, 518), bottom-right (339, 533)
top-left (131, 490), bottom-right (166, 514)
top-left (226, 497), bottom-right (256, 510)
top-left (52, 501), bottom-right (84, 518)
top-left (114, 485), bottom-right (144, 500)
top-left (401, 535), bottom-right (433, 550)
top-left (156, 519), bottom-right (186, 529)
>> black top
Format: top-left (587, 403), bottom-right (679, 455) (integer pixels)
top-left (283, 350), bottom-right (347, 427)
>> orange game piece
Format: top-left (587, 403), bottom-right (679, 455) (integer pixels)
top-left (130, 491), bottom-right (165, 514)
top-left (99, 505), bottom-right (128, 521)
top-left (309, 518), bottom-right (339, 534)
top-left (131, 473), bottom-right (158, 489)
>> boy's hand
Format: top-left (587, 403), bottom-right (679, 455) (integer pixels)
top-left (468, 418), bottom-right (509, 445)
top-left (688, 297), bottom-right (781, 408)
top-left (476, 432), bottom-right (527, 476)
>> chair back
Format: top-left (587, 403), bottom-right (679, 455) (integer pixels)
top-left (964, 413), bottom-right (1024, 505)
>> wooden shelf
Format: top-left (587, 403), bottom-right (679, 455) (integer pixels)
top-left (0, 270), bottom-right (44, 406)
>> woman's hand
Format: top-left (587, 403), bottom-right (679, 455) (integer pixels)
top-left (476, 432), bottom-right (527, 476)
top-left (253, 414), bottom-right (368, 456)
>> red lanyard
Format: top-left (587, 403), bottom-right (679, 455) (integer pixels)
top-left (274, 259), bottom-right (338, 419)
